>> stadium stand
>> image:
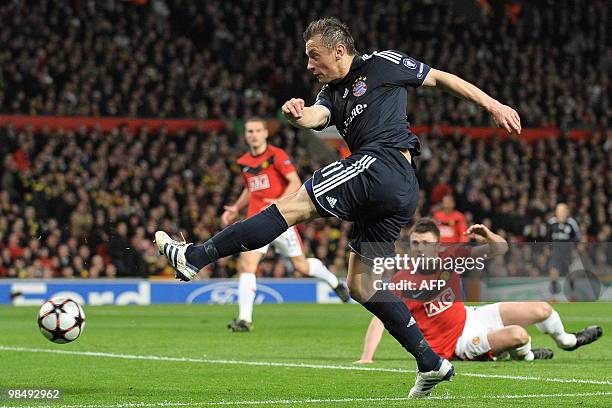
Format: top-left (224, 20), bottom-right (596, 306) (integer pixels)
top-left (0, 123), bottom-right (609, 279)
top-left (0, 1), bottom-right (609, 127)
top-left (0, 0), bottom-right (609, 279)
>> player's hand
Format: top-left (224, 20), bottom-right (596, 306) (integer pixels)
top-left (282, 98), bottom-right (305, 120)
top-left (221, 205), bottom-right (238, 227)
top-left (489, 102), bottom-right (521, 135)
top-left (465, 224), bottom-right (491, 242)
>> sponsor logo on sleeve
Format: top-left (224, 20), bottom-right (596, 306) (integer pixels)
top-left (417, 63), bottom-right (425, 79)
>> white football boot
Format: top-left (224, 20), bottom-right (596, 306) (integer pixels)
top-left (155, 231), bottom-right (199, 281)
top-left (408, 358), bottom-right (455, 399)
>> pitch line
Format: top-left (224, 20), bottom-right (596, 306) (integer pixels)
top-left (2, 392), bottom-right (612, 408)
top-left (1, 346), bottom-right (611, 387)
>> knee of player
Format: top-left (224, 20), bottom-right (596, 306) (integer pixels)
top-left (292, 257), bottom-right (309, 275)
top-left (237, 258), bottom-right (255, 273)
top-left (536, 302), bottom-right (553, 320)
top-left (276, 185), bottom-right (318, 226)
top-left (509, 325), bottom-right (530, 346)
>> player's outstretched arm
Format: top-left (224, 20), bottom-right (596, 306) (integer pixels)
top-left (354, 316), bottom-right (385, 364)
top-left (466, 224), bottom-right (509, 258)
top-left (221, 188), bottom-right (250, 227)
top-left (422, 69), bottom-right (522, 135)
top-left (282, 98), bottom-right (331, 129)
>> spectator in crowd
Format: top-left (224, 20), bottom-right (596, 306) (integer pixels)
top-left (547, 203), bottom-right (582, 299)
top-left (432, 194), bottom-right (468, 243)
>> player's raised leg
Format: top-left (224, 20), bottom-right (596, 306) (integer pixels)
top-left (498, 302), bottom-right (602, 351)
top-left (346, 252), bottom-right (454, 399)
top-left (155, 186), bottom-right (317, 281)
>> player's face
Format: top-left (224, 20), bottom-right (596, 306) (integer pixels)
top-left (409, 232), bottom-right (439, 259)
top-left (305, 36), bottom-right (342, 84)
top-left (244, 121), bottom-right (268, 149)
top-left (442, 195), bottom-right (455, 211)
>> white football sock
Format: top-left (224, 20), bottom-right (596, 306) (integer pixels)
top-left (238, 272), bottom-right (256, 323)
top-left (306, 258), bottom-right (339, 288)
top-left (535, 310), bottom-right (577, 349)
top-left (512, 336), bottom-right (534, 361)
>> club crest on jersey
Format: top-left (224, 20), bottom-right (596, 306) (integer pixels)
top-left (402, 58), bottom-right (417, 69)
top-left (352, 76), bottom-right (367, 97)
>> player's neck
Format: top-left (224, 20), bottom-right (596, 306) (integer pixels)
top-left (250, 143), bottom-right (268, 157)
top-left (333, 55), bottom-right (356, 83)
top-left (341, 55), bottom-right (355, 77)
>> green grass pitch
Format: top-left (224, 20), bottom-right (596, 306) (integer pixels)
top-left (0, 303), bottom-right (610, 407)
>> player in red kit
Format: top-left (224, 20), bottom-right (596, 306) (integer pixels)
top-left (433, 195), bottom-right (468, 243)
top-left (355, 218), bottom-right (602, 362)
top-left (221, 118), bottom-right (350, 332)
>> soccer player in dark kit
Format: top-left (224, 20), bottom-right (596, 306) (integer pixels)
top-left (156, 17), bottom-right (522, 398)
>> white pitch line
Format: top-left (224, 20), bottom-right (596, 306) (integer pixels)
top-left (1, 392), bottom-right (612, 408)
top-left (1, 345), bottom-right (611, 386)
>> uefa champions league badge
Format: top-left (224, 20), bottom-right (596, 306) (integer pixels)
top-left (403, 58), bottom-right (417, 69)
top-left (352, 76), bottom-right (367, 97)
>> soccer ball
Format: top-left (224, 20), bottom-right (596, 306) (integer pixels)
top-left (38, 297), bottom-right (86, 344)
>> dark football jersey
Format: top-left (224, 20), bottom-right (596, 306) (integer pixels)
top-left (314, 50), bottom-right (431, 158)
top-left (548, 217), bottom-right (581, 243)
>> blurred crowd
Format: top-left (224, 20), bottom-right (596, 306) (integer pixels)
top-left (0, 0), bottom-right (609, 128)
top-left (0, 0), bottom-right (609, 279)
top-left (1, 124), bottom-right (609, 279)
top-left (0, 123), bottom-right (328, 279)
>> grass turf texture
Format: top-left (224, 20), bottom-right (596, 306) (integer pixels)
top-left (0, 303), bottom-right (610, 407)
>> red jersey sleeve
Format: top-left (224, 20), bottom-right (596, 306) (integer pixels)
top-left (272, 148), bottom-right (296, 177)
top-left (442, 245), bottom-right (472, 259)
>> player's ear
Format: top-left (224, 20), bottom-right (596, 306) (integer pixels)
top-left (336, 43), bottom-right (344, 60)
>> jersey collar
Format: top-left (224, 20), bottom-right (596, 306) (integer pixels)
top-left (249, 144), bottom-right (269, 158)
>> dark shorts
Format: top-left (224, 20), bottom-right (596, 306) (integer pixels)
top-left (305, 147), bottom-right (419, 260)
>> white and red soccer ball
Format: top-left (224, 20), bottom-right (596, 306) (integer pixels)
top-left (38, 297), bottom-right (86, 344)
